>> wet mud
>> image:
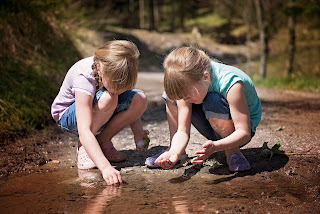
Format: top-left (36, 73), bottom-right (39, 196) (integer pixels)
top-left (0, 156), bottom-right (319, 214)
top-left (0, 73), bottom-right (320, 213)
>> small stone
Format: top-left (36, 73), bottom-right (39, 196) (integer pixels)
top-left (136, 137), bottom-right (150, 149)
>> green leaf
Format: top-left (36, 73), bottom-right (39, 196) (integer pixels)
top-left (271, 142), bottom-right (282, 151)
top-left (260, 141), bottom-right (285, 161)
top-left (143, 137), bottom-right (150, 144)
top-left (262, 142), bottom-right (269, 150)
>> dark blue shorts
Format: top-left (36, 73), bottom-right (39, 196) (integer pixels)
top-left (57, 88), bottom-right (143, 136)
top-left (162, 92), bottom-right (255, 141)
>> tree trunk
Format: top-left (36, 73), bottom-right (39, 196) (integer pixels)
top-left (154, 0), bottom-right (159, 31)
top-left (245, 20), bottom-right (252, 76)
top-left (129, 0), bottom-right (135, 28)
top-left (179, 0), bottom-right (185, 31)
top-left (139, 0), bottom-right (145, 29)
top-left (129, 0), bottom-right (135, 13)
top-left (149, 0), bottom-right (155, 30)
top-left (170, 0), bottom-right (175, 32)
top-left (245, 0), bottom-right (253, 76)
top-left (255, 0), bottom-right (268, 79)
top-left (285, 5), bottom-right (296, 76)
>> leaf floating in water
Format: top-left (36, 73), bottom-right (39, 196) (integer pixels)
top-left (202, 158), bottom-right (222, 168)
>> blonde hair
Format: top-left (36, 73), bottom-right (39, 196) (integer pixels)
top-left (92, 40), bottom-right (140, 91)
top-left (163, 46), bottom-right (212, 101)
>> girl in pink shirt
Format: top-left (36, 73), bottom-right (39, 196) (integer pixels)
top-left (51, 40), bottom-right (149, 185)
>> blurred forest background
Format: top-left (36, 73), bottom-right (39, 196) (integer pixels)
top-left (0, 0), bottom-right (319, 141)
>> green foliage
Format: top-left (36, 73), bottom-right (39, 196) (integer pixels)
top-left (185, 13), bottom-right (227, 29)
top-left (29, 0), bottom-right (69, 10)
top-left (0, 0), bottom-right (79, 140)
top-left (250, 23), bottom-right (320, 89)
top-left (261, 142), bottom-right (285, 162)
top-left (253, 77), bottom-right (320, 91)
top-left (0, 58), bottom-right (49, 137)
top-left (0, 0), bottom-right (68, 21)
top-left (283, 3), bottom-right (303, 17)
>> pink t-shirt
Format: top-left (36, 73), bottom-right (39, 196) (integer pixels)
top-left (51, 56), bottom-right (96, 121)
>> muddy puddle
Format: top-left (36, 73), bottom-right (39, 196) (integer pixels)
top-left (1, 161), bottom-right (318, 214)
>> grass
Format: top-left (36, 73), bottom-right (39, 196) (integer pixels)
top-left (185, 13), bottom-right (227, 29)
top-left (0, 2), bottom-right (80, 141)
top-left (0, 54), bottom-right (77, 140)
top-left (0, 58), bottom-right (49, 137)
top-left (236, 23), bottom-right (320, 91)
top-left (253, 76), bottom-right (320, 91)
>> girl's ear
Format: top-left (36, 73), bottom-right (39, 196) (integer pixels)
top-left (203, 71), bottom-right (210, 82)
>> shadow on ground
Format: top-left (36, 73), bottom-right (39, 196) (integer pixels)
top-left (167, 148), bottom-right (289, 185)
top-left (114, 145), bottom-right (167, 169)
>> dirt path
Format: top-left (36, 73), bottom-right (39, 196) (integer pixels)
top-left (1, 72), bottom-right (319, 213)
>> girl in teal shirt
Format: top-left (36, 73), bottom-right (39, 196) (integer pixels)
top-left (146, 46), bottom-right (261, 171)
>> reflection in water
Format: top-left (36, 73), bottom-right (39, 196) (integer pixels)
top-left (171, 196), bottom-right (205, 213)
top-left (0, 166), bottom-right (311, 214)
top-left (78, 169), bottom-right (122, 214)
top-left (78, 169), bottom-right (102, 188)
top-left (143, 170), bottom-right (206, 213)
top-left (83, 186), bottom-right (122, 214)
top-left (172, 196), bottom-right (190, 213)
top-left (169, 164), bottom-right (202, 184)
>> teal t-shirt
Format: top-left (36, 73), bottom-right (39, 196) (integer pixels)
top-left (208, 61), bottom-right (261, 131)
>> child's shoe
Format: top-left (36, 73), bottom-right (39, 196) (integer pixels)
top-left (227, 152), bottom-right (251, 172)
top-left (77, 146), bottom-right (96, 170)
top-left (145, 150), bottom-right (165, 168)
top-left (100, 141), bottom-right (126, 162)
top-left (145, 150), bottom-right (188, 168)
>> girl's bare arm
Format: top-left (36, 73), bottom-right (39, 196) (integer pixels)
top-left (75, 91), bottom-right (122, 185)
top-left (169, 99), bottom-right (193, 155)
top-left (192, 82), bottom-right (251, 163)
top-left (155, 100), bottom-right (192, 168)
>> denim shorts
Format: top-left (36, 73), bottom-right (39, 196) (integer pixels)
top-left (57, 88), bottom-right (143, 136)
top-left (162, 92), bottom-right (255, 142)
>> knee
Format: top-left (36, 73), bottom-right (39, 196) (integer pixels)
top-left (166, 99), bottom-right (177, 113)
top-left (131, 92), bottom-right (148, 112)
top-left (203, 93), bottom-right (227, 109)
top-left (97, 92), bottom-right (118, 112)
top-left (202, 93), bottom-right (230, 119)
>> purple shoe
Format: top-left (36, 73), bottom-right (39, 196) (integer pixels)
top-left (145, 150), bottom-right (189, 169)
top-left (227, 153), bottom-right (251, 172)
top-left (145, 150), bottom-right (166, 168)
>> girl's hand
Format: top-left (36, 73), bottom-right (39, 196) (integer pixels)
top-left (191, 140), bottom-right (216, 164)
top-left (101, 167), bottom-right (122, 186)
top-left (154, 151), bottom-right (179, 169)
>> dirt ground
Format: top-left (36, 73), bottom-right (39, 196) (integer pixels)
top-left (0, 72), bottom-right (319, 213)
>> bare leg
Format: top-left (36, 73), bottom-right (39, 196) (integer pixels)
top-left (77, 91), bottom-right (148, 167)
top-left (130, 117), bottom-right (149, 143)
top-left (166, 100), bottom-right (178, 142)
top-left (90, 92), bottom-right (119, 137)
top-left (96, 92), bottom-right (147, 143)
top-left (208, 118), bottom-right (240, 156)
top-left (77, 91), bottom-right (118, 168)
